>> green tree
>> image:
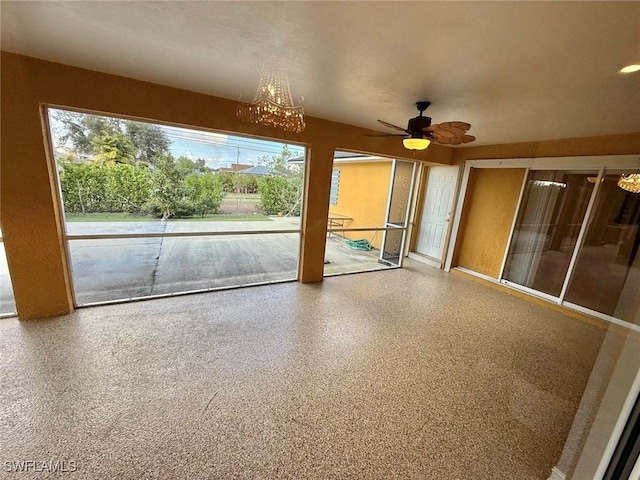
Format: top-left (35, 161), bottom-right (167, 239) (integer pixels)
top-left (146, 154), bottom-right (193, 219)
top-left (105, 164), bottom-right (151, 213)
top-left (258, 145), bottom-right (304, 216)
top-left (53, 110), bottom-right (171, 164)
top-left (92, 132), bottom-right (138, 165)
top-left (194, 158), bottom-right (211, 174)
top-left (175, 156), bottom-right (196, 178)
top-left (58, 162), bottom-right (151, 214)
top-left (58, 162), bottom-right (109, 213)
top-left (217, 171), bottom-right (235, 193)
top-left (54, 110), bottom-right (121, 156)
top-left (184, 173), bottom-right (224, 217)
top-left (125, 121), bottom-right (171, 165)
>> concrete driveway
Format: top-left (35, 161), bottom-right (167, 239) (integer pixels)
top-left (0, 218), bottom-right (388, 311)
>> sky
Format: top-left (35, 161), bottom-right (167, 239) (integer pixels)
top-left (159, 124), bottom-right (305, 170)
top-left (48, 108), bottom-right (306, 170)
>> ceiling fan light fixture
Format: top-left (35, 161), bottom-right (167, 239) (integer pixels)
top-left (403, 137), bottom-right (431, 150)
top-left (620, 64), bottom-right (640, 74)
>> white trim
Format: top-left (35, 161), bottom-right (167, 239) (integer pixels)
top-left (562, 302), bottom-right (640, 333)
top-left (547, 466), bottom-right (566, 480)
top-left (558, 167), bottom-right (604, 303)
top-left (466, 155), bottom-right (640, 170)
top-left (501, 279), bottom-right (561, 304)
top-left (594, 368), bottom-right (640, 480)
top-left (408, 252), bottom-right (441, 269)
top-left (444, 161), bottom-right (472, 272)
top-left (498, 167), bottom-right (529, 280)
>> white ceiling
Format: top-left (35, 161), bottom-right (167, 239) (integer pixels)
top-left (2, 1), bottom-right (639, 146)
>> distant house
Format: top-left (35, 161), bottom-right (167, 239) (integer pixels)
top-left (215, 163), bottom-right (254, 173)
top-left (239, 165), bottom-right (270, 176)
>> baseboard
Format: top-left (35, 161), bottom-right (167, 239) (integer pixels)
top-left (547, 466), bottom-right (566, 480)
top-left (407, 252), bottom-right (441, 269)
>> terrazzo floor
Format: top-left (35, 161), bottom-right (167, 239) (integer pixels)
top-left (0, 260), bottom-right (610, 479)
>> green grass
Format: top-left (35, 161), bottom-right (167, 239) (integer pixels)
top-left (65, 212), bottom-right (272, 222)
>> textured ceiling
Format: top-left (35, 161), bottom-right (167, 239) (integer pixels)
top-left (2, 1), bottom-right (639, 146)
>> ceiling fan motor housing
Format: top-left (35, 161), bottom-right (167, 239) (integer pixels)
top-left (407, 116), bottom-right (432, 137)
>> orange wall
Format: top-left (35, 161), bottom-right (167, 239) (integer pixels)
top-left (449, 134), bottom-right (640, 279)
top-left (329, 161), bottom-right (392, 249)
top-left (0, 52), bottom-right (452, 318)
top-left (452, 133), bottom-right (640, 163)
top-left (453, 168), bottom-right (526, 278)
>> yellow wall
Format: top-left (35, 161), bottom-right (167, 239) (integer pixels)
top-left (0, 52), bottom-right (451, 318)
top-left (329, 161), bottom-right (392, 249)
top-left (453, 168), bottom-right (526, 278)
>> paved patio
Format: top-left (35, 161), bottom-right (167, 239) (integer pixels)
top-left (0, 218), bottom-right (391, 312)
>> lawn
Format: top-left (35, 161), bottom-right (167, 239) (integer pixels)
top-left (65, 212), bottom-right (272, 222)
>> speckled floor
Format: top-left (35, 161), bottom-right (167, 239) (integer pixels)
top-left (0, 260), bottom-right (608, 479)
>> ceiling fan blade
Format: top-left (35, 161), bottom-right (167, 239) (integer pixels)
top-left (377, 119), bottom-right (411, 134)
top-left (448, 137), bottom-right (464, 145)
top-left (438, 121), bottom-right (471, 131)
top-left (425, 124), bottom-right (455, 138)
top-left (462, 135), bottom-right (476, 143)
top-left (431, 123), bottom-right (466, 138)
top-left (433, 136), bottom-right (453, 145)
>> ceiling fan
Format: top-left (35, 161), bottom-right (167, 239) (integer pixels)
top-left (372, 101), bottom-right (475, 150)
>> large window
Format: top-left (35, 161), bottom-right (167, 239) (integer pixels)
top-left (47, 108), bottom-right (306, 305)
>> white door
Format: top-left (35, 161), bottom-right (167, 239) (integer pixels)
top-left (415, 166), bottom-right (459, 261)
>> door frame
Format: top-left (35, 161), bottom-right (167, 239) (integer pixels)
top-left (411, 164), bottom-right (461, 268)
top-left (380, 159), bottom-right (418, 267)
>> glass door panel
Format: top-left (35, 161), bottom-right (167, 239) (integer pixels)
top-left (502, 170), bottom-right (596, 297)
top-left (380, 160), bottom-right (416, 266)
top-left (564, 170), bottom-right (640, 322)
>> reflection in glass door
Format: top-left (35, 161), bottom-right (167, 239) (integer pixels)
top-left (502, 170), bottom-right (597, 298)
top-left (564, 170), bottom-right (640, 322)
top-left (380, 160), bottom-right (416, 266)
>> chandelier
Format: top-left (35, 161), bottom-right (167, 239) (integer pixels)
top-left (618, 173), bottom-right (640, 194)
top-left (237, 57), bottom-right (305, 133)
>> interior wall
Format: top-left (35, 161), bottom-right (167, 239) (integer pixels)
top-left (0, 52), bottom-right (452, 319)
top-left (329, 161), bottom-right (392, 249)
top-left (453, 168), bottom-right (526, 278)
top-left (452, 133), bottom-right (640, 163)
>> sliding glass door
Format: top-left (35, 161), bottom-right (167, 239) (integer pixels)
top-left (502, 170), bottom-right (596, 298)
top-left (564, 170), bottom-right (640, 322)
top-left (501, 166), bottom-right (640, 324)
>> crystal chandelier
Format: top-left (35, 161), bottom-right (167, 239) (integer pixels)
top-left (237, 57), bottom-right (305, 133)
top-left (618, 173), bottom-right (640, 194)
